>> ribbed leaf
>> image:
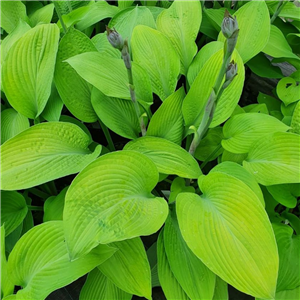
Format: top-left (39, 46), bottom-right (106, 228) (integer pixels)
top-left (1, 108), bottom-right (29, 144)
top-left (29, 3), bottom-right (54, 27)
top-left (98, 238), bottom-right (151, 299)
top-left (64, 151), bottom-right (168, 260)
top-left (80, 268), bottom-right (132, 300)
top-left (54, 27), bottom-right (98, 123)
top-left (1, 191), bottom-right (28, 236)
top-left (2, 24), bottom-right (60, 119)
top-left (273, 286), bottom-right (300, 300)
top-left (273, 223), bottom-right (300, 292)
top-left (291, 100), bottom-right (300, 134)
top-left (131, 25), bottom-right (180, 100)
top-left (157, 231), bottom-right (190, 300)
top-left (7, 221), bottom-right (116, 300)
top-left (124, 136), bottom-right (201, 179)
top-left (218, 1), bottom-right (270, 63)
top-left (164, 210), bottom-right (216, 300)
top-left (183, 47), bottom-right (244, 129)
top-left (176, 172), bottom-right (278, 299)
top-left (91, 33), bottom-right (120, 58)
top-left (147, 87), bottom-right (186, 144)
top-left (1, 122), bottom-right (101, 190)
top-left (91, 88), bottom-right (140, 139)
top-left (222, 113), bottom-right (289, 154)
top-left (243, 132), bottom-right (300, 185)
top-left (66, 52), bottom-right (152, 104)
top-left (267, 184), bottom-right (300, 208)
top-left (156, 0), bottom-right (202, 75)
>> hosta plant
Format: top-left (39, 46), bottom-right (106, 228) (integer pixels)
top-left (1, 1), bottom-right (300, 300)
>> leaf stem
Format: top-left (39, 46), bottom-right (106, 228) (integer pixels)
top-left (28, 188), bottom-right (50, 200)
top-left (27, 205), bottom-right (43, 211)
top-left (53, 1), bottom-right (67, 34)
top-left (98, 118), bottom-right (115, 151)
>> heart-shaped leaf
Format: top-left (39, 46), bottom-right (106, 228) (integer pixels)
top-left (98, 238), bottom-right (151, 299)
top-left (222, 113), bottom-right (289, 154)
top-left (7, 221), bottom-right (116, 300)
top-left (156, 0), bottom-right (202, 75)
top-left (243, 132), bottom-right (300, 185)
top-left (267, 184), bottom-right (300, 208)
top-left (54, 27), bottom-right (98, 123)
top-left (2, 24), bottom-right (60, 119)
top-left (124, 136), bottom-right (201, 179)
top-left (277, 77), bottom-right (300, 106)
top-left (1, 191), bottom-right (28, 236)
top-left (1, 122), bottom-right (101, 190)
top-left (176, 172), bottom-right (278, 299)
top-left (64, 150), bottom-right (168, 260)
top-left (131, 25), bottom-right (180, 100)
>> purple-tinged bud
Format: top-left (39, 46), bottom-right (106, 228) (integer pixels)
top-left (221, 10), bottom-right (239, 39)
top-left (223, 61), bottom-right (238, 89)
top-left (106, 26), bottom-right (124, 51)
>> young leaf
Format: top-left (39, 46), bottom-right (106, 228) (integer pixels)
top-left (64, 151), bottom-right (168, 260)
top-left (124, 136), bottom-right (202, 179)
top-left (243, 132), bottom-right (300, 185)
top-left (1, 191), bottom-right (28, 236)
top-left (1, 108), bottom-right (30, 144)
top-left (157, 231), bottom-right (190, 300)
top-left (98, 238), bottom-right (151, 299)
top-left (29, 3), bottom-right (54, 27)
top-left (80, 268), bottom-right (132, 300)
top-left (91, 88), bottom-right (140, 139)
top-left (66, 52), bottom-right (153, 104)
top-left (218, 1), bottom-right (270, 63)
top-left (169, 177), bottom-right (195, 204)
top-left (2, 24), bottom-right (60, 119)
top-left (1, 122), bottom-right (101, 190)
top-left (164, 210), bottom-right (216, 300)
top-left (147, 87), bottom-right (186, 144)
top-left (54, 27), bottom-right (98, 123)
top-left (222, 113), bottom-right (290, 154)
top-left (131, 25), bottom-right (180, 100)
top-left (6, 221), bottom-right (116, 300)
top-left (276, 77), bottom-right (300, 106)
top-left (156, 0), bottom-right (202, 75)
top-left (176, 172), bottom-right (279, 299)
top-left (267, 184), bottom-right (300, 209)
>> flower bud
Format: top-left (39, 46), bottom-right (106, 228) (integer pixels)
top-left (223, 61), bottom-right (238, 88)
top-left (106, 26), bottom-right (124, 51)
top-left (221, 10), bottom-right (239, 39)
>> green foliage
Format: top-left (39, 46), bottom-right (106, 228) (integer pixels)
top-left (1, 1), bottom-right (299, 300)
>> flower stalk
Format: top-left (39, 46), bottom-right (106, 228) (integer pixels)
top-left (106, 26), bottom-right (146, 136)
top-left (189, 10), bottom-right (239, 156)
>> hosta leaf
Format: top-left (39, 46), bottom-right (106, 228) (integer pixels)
top-left (210, 161), bottom-right (264, 205)
top-left (221, 150), bottom-right (247, 165)
top-left (157, 231), bottom-right (190, 300)
top-left (169, 177), bottom-right (195, 204)
top-left (98, 238), bottom-right (151, 299)
top-left (7, 221), bottom-right (116, 300)
top-left (176, 172), bottom-right (279, 299)
top-left (108, 6), bottom-right (156, 49)
top-left (218, 1), bottom-right (270, 63)
top-left (124, 136), bottom-right (201, 179)
top-left (213, 276), bottom-right (228, 300)
top-left (183, 47), bottom-right (244, 129)
top-left (156, 0), bottom-right (202, 75)
top-left (277, 77), bottom-right (300, 106)
top-left (64, 151), bottom-right (168, 260)
top-left (222, 113), bottom-right (289, 154)
top-left (131, 25), bottom-right (180, 100)
top-left (267, 184), bottom-right (300, 208)
top-left (1, 191), bottom-right (28, 236)
top-left (66, 52), bottom-right (153, 104)
top-left (272, 223), bottom-right (300, 292)
top-left (274, 286), bottom-right (300, 300)
top-left (291, 100), bottom-right (300, 134)
top-left (80, 268), bottom-right (132, 300)
top-left (2, 24), bottom-right (60, 119)
top-left (29, 3), bottom-right (54, 27)
top-left (164, 209), bottom-right (216, 300)
top-left (1, 108), bottom-right (29, 144)
top-left (91, 33), bottom-right (121, 58)
top-left (0, 122), bottom-right (101, 190)
top-left (54, 27), bottom-right (98, 123)
top-left (243, 132), bottom-right (300, 185)
top-left (91, 88), bottom-right (140, 139)
top-left (0, 1), bottom-right (27, 34)
top-left (147, 87), bottom-right (186, 144)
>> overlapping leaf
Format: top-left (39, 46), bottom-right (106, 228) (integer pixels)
top-left (124, 136), bottom-right (201, 178)
top-left (176, 172), bottom-right (278, 299)
top-left (243, 132), bottom-right (300, 185)
top-left (267, 184), bottom-right (300, 208)
top-left (64, 151), bottom-right (168, 260)
top-left (2, 24), bottom-right (60, 119)
top-left (7, 221), bottom-right (116, 300)
top-left (1, 122), bottom-right (101, 190)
